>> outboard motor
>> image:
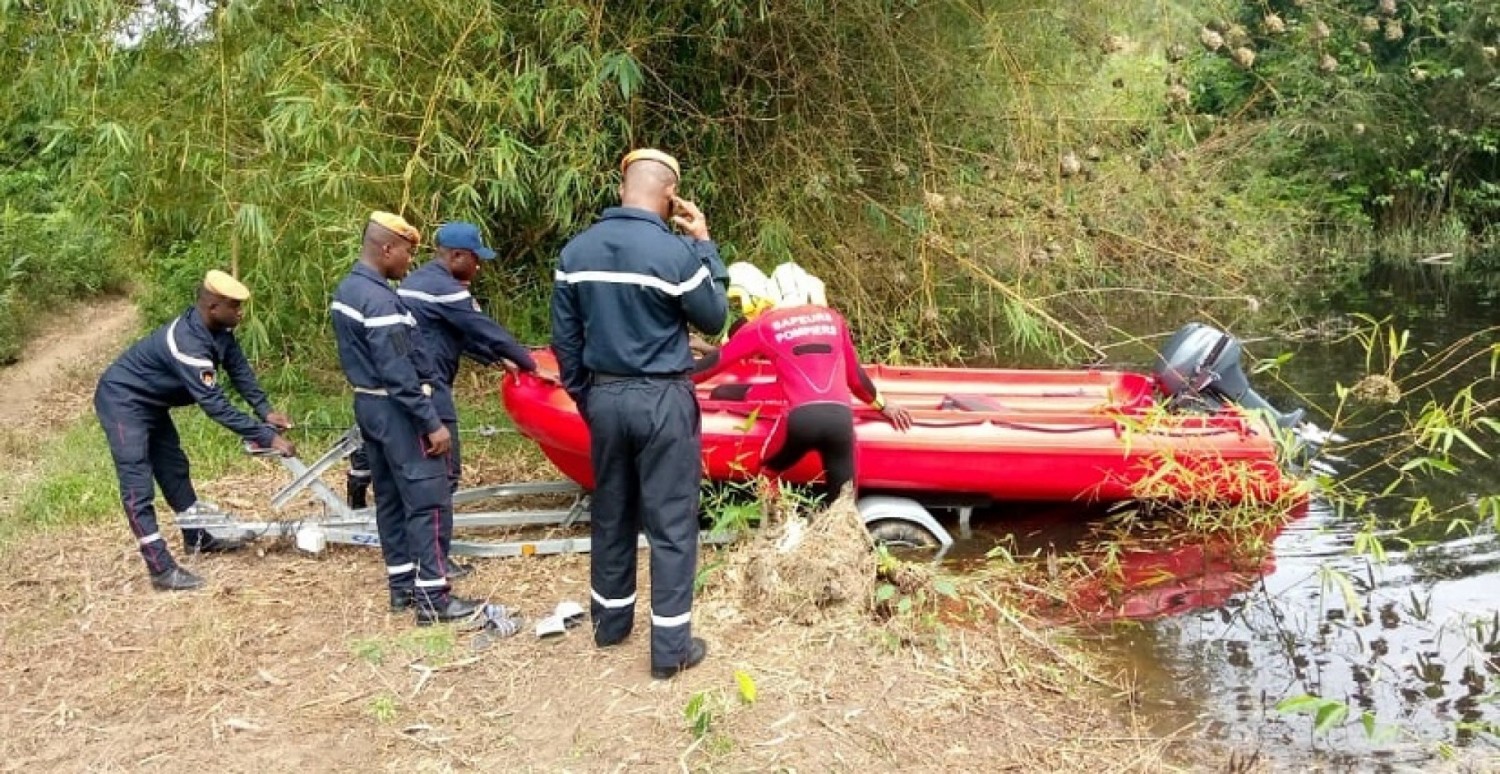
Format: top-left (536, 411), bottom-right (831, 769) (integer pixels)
top-left (1153, 322), bottom-right (1305, 429)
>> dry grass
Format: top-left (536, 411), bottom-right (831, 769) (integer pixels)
top-left (708, 490), bottom-right (878, 626)
top-left (0, 520), bottom-right (1203, 773)
top-left (0, 440), bottom-right (1225, 771)
top-left (0, 301), bottom-right (1236, 773)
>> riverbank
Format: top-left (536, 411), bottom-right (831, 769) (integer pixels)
top-left (0, 300), bottom-right (1217, 772)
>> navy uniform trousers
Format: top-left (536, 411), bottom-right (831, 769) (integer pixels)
top-left (354, 393), bottom-right (454, 605)
top-left (94, 385), bottom-right (200, 573)
top-left (349, 384), bottom-right (460, 552)
top-left (586, 377), bottom-right (702, 670)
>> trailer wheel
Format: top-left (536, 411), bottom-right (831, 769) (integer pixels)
top-left (866, 519), bottom-right (941, 550)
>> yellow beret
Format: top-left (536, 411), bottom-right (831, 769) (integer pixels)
top-left (369, 210), bottom-right (421, 244)
top-left (620, 148), bottom-right (681, 180)
top-left (203, 269), bottom-right (250, 301)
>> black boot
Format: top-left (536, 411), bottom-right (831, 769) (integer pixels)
top-left (415, 596), bottom-right (483, 626)
top-left (150, 566), bottom-right (205, 592)
top-left (651, 638), bottom-right (709, 680)
top-left (446, 560), bottom-right (473, 581)
top-left (389, 588), bottom-right (414, 613)
top-left (347, 473), bottom-right (370, 510)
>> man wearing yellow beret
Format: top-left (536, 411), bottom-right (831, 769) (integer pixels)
top-left (551, 149), bottom-right (728, 678)
top-left (331, 211), bottom-right (487, 626)
top-left (94, 270), bottom-right (297, 591)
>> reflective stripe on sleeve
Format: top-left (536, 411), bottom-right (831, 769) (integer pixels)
top-left (396, 288), bottom-right (472, 304)
top-left (331, 301), bottom-right (415, 328)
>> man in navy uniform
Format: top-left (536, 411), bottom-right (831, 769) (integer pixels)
top-left (551, 149), bottom-right (729, 678)
top-left (94, 270), bottom-right (296, 591)
top-left (331, 211), bottom-right (479, 625)
top-left (393, 220), bottom-right (538, 578)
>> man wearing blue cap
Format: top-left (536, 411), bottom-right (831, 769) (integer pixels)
top-left (392, 221), bottom-right (538, 575)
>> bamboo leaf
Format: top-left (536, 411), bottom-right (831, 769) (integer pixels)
top-left (1314, 702), bottom-right (1349, 734)
top-left (1275, 694), bottom-right (1324, 714)
top-left (598, 51), bottom-right (644, 101)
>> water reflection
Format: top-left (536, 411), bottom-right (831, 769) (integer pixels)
top-left (960, 262), bottom-right (1500, 766)
top-left (1090, 495), bottom-right (1500, 767)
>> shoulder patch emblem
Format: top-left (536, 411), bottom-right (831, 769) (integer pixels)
top-left (200, 369), bottom-right (217, 388)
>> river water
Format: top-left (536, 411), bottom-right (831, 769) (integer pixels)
top-left (959, 262), bottom-right (1500, 769)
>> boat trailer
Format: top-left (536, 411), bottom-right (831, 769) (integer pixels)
top-left (175, 426), bottom-right (957, 560)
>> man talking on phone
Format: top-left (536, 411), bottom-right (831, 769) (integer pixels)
top-left (550, 149), bottom-right (729, 678)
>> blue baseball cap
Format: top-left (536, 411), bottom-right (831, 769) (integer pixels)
top-left (434, 222), bottom-right (496, 261)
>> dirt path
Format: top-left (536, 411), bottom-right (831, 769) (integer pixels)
top-left (0, 296), bottom-right (138, 518)
top-left (0, 295), bottom-right (138, 430)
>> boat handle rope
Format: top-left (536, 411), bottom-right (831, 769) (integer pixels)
top-left (704, 407), bottom-right (1246, 438)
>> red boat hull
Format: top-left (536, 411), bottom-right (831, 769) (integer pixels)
top-left (501, 350), bottom-right (1298, 505)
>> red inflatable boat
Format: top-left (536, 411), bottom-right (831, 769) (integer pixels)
top-left (501, 326), bottom-right (1306, 506)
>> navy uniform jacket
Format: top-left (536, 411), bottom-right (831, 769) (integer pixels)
top-left (331, 261), bottom-right (443, 434)
top-left (98, 307), bottom-right (277, 446)
top-left (396, 260), bottom-right (538, 387)
top-left (550, 207), bottom-right (729, 409)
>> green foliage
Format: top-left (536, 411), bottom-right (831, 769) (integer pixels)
top-left (1276, 693), bottom-right (1352, 734)
top-left (4, 0), bottom-right (1324, 367)
top-left (684, 690), bottom-right (714, 739)
top-left (367, 694), bottom-right (399, 723)
top-left (1183, 0), bottom-right (1500, 235)
top-left (0, 129), bottom-right (128, 361)
top-left (349, 638), bottom-right (386, 666)
top-left (5, 0), bottom-right (1015, 361)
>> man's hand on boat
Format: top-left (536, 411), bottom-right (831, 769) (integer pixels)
top-left (880, 402), bottom-right (914, 432)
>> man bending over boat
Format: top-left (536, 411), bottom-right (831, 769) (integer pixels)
top-left (693, 262), bottom-right (913, 503)
top-left (395, 220), bottom-right (538, 581)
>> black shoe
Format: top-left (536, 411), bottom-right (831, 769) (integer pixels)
top-left (651, 638), bottom-right (708, 680)
top-left (415, 596), bottom-right (483, 627)
top-left (594, 622), bottom-right (632, 648)
top-left (446, 561), bottom-right (473, 581)
top-left (183, 530), bottom-right (248, 554)
top-left (389, 589), bottom-right (414, 613)
top-left (150, 566), bottom-right (205, 592)
top-left (346, 475), bottom-right (370, 510)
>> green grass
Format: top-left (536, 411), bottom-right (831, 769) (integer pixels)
top-left (351, 625), bottom-right (456, 668)
top-left (6, 418), bottom-right (120, 542)
top-left (0, 363), bottom-right (530, 551)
